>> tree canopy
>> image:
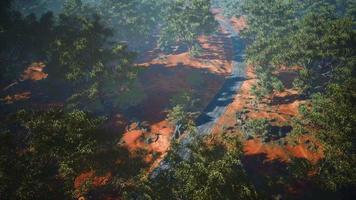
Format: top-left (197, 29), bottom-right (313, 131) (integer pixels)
top-left (0, 109), bottom-right (104, 199)
top-left (221, 0), bottom-right (356, 197)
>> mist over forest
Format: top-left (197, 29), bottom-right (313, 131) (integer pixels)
top-left (0, 0), bottom-right (355, 199)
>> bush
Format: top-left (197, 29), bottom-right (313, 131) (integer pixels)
top-left (242, 118), bottom-right (271, 140)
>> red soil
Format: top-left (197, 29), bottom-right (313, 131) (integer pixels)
top-left (230, 16), bottom-right (248, 32)
top-left (1, 91), bottom-right (31, 104)
top-left (212, 64), bottom-right (302, 128)
top-left (74, 170), bottom-right (112, 198)
top-left (121, 121), bottom-right (172, 156)
top-left (211, 64), bottom-right (322, 164)
top-left (74, 171), bottom-right (111, 189)
top-left (138, 33), bottom-right (233, 76)
top-left (244, 137), bottom-right (323, 164)
top-left (121, 120), bottom-right (173, 168)
top-left (1, 62), bottom-right (47, 104)
top-left (118, 11), bottom-right (234, 168)
top-left (20, 62), bottom-right (48, 81)
top-left (244, 139), bottom-right (290, 161)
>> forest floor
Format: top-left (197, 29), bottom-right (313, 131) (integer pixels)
top-left (0, 62), bottom-right (48, 104)
top-left (209, 9), bottom-right (323, 164)
top-left (114, 12), bottom-right (235, 169)
top-left (209, 18), bottom-right (324, 197)
top-left (211, 64), bottom-right (323, 161)
top-left (74, 12), bottom-right (325, 198)
top-left (1, 9), bottom-right (325, 198)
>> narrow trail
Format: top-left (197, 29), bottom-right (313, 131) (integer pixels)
top-left (151, 15), bottom-right (246, 177)
top-left (196, 17), bottom-right (246, 135)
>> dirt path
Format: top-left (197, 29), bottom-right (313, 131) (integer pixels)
top-left (196, 16), bottom-right (246, 135)
top-left (151, 14), bottom-right (247, 176)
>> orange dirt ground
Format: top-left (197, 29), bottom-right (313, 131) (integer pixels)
top-left (1, 91), bottom-right (32, 104)
top-left (74, 170), bottom-right (112, 199)
top-left (230, 16), bottom-right (248, 33)
top-left (211, 63), bottom-right (323, 163)
top-left (1, 62), bottom-right (47, 104)
top-left (117, 12), bottom-right (234, 169)
top-left (20, 62), bottom-right (48, 81)
top-left (209, 13), bottom-right (322, 163)
top-left (209, 12), bottom-right (323, 163)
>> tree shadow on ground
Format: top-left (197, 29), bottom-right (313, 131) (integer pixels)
top-left (270, 93), bottom-right (305, 106)
top-left (242, 153), bottom-right (293, 199)
top-left (125, 63), bottom-right (225, 125)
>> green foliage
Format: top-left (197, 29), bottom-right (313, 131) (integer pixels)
top-left (242, 118), bottom-right (271, 139)
top-left (158, 0), bottom-right (218, 53)
top-left (189, 43), bottom-right (204, 57)
top-left (168, 89), bottom-right (201, 137)
top-left (0, 109), bottom-right (104, 199)
top-left (0, 2), bottom-right (144, 112)
top-left (170, 90), bottom-right (200, 111)
top-left (299, 79), bottom-right (356, 191)
top-left (251, 66), bottom-right (285, 99)
top-left (215, 0), bottom-right (245, 18)
top-left (239, 0), bottom-right (355, 96)
top-left (48, 14), bottom-right (142, 112)
top-left (250, 85), bottom-right (263, 102)
top-left (288, 58), bottom-right (356, 193)
top-left (0, 10), bottom-right (56, 82)
top-left (271, 77), bottom-right (284, 93)
top-left (236, 0), bottom-right (356, 196)
top-left (167, 104), bottom-right (197, 136)
top-left (13, 0), bottom-right (217, 53)
top-left (129, 135), bottom-right (258, 200)
top-left (96, 0), bottom-right (163, 50)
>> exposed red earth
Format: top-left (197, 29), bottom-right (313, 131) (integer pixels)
top-left (2, 8), bottom-right (326, 199)
top-left (1, 62), bottom-right (47, 104)
top-left (202, 14), bottom-right (324, 197)
top-left (20, 62), bottom-right (48, 81)
top-left (117, 12), bottom-right (234, 170)
top-left (74, 170), bottom-right (112, 200)
top-left (212, 64), bottom-right (323, 163)
top-left (211, 63), bottom-right (322, 198)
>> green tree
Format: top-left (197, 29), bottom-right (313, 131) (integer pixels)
top-left (0, 3), bottom-right (145, 113)
top-left (128, 134), bottom-right (258, 200)
top-left (292, 58), bottom-right (356, 193)
top-left (234, 0), bottom-right (356, 197)
top-left (0, 109), bottom-right (105, 199)
top-left (48, 13), bottom-right (143, 112)
top-left (97, 0), bottom-right (163, 51)
top-left (167, 105), bottom-right (197, 138)
top-left (216, 0), bottom-right (245, 18)
top-left (242, 118), bottom-right (271, 141)
top-left (159, 0), bottom-right (218, 55)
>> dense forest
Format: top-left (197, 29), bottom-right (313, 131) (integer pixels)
top-left (0, 0), bottom-right (355, 199)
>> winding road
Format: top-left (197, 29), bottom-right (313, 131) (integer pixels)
top-left (151, 14), bottom-right (246, 177)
